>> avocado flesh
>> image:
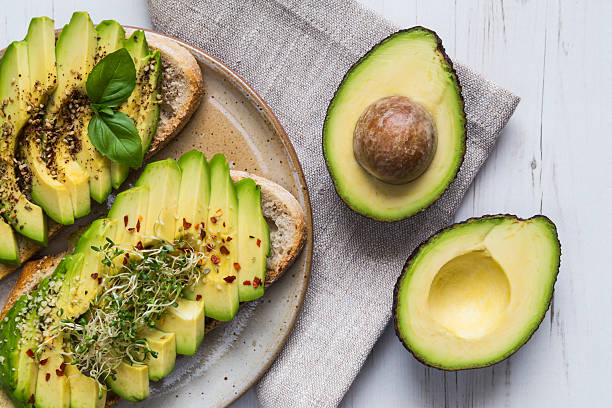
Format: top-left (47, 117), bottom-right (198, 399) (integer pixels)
top-left (175, 150), bottom-right (211, 244)
top-left (27, 12), bottom-right (95, 221)
top-left (95, 20), bottom-right (125, 61)
top-left (323, 28), bottom-right (466, 221)
top-left (156, 297), bottom-right (205, 356)
top-left (235, 178), bottom-right (270, 301)
top-left (0, 296), bottom-right (39, 406)
top-left (52, 12), bottom-right (97, 215)
top-left (22, 128), bottom-right (74, 225)
top-left (0, 40), bottom-right (47, 246)
top-left (394, 215), bottom-right (561, 370)
top-left (107, 186), bottom-right (149, 249)
top-left (56, 219), bottom-right (117, 319)
top-left (185, 154), bottom-right (239, 322)
top-left (141, 328), bottom-right (176, 381)
top-left (35, 338), bottom-right (71, 408)
top-left (112, 32), bottom-right (161, 189)
top-left (134, 158), bottom-right (181, 244)
top-left (107, 362), bottom-right (149, 402)
top-left (65, 364), bottom-right (106, 408)
top-left (25, 17), bottom-right (57, 107)
top-left (0, 219), bottom-right (18, 266)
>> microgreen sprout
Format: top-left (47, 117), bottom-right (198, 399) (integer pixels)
top-left (58, 239), bottom-right (206, 388)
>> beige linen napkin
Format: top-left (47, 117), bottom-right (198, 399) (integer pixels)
top-left (147, 0), bottom-right (520, 406)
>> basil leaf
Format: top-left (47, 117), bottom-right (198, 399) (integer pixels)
top-left (88, 112), bottom-right (143, 169)
top-left (91, 104), bottom-right (114, 117)
top-left (86, 48), bottom-right (136, 107)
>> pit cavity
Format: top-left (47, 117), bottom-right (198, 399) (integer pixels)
top-left (427, 249), bottom-right (510, 340)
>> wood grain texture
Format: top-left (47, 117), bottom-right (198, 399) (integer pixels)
top-left (0, 0), bottom-right (609, 407)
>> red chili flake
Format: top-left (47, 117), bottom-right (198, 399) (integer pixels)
top-left (256, 239), bottom-right (261, 247)
top-left (194, 223), bottom-right (200, 230)
top-left (28, 395), bottom-right (35, 404)
top-left (200, 229), bottom-right (206, 240)
top-left (223, 222), bottom-right (226, 227)
top-left (195, 294), bottom-right (202, 301)
top-left (206, 243), bottom-right (214, 252)
top-left (128, 227), bottom-right (135, 232)
top-left (201, 222), bottom-right (206, 230)
top-left (123, 215), bottom-right (128, 227)
top-left (60, 363), bottom-right (66, 371)
top-left (26, 349), bottom-right (34, 358)
top-left (219, 245), bottom-right (230, 255)
top-left (233, 262), bottom-right (241, 270)
top-left (243, 280), bottom-right (251, 286)
top-left (98, 277), bottom-right (103, 284)
top-left (210, 216), bottom-right (217, 224)
top-left (253, 277), bottom-right (262, 288)
top-left (39, 358), bottom-right (48, 366)
top-left (135, 241), bottom-right (144, 250)
top-left (56, 369), bottom-right (64, 377)
top-left (123, 255), bottom-right (128, 265)
top-left (183, 218), bottom-right (192, 230)
top-left (211, 255), bottom-right (220, 264)
top-left (223, 275), bottom-right (236, 283)
top-left (45, 373), bottom-right (50, 382)
top-left (91, 273), bottom-right (98, 280)
top-left (136, 218), bottom-right (141, 232)
top-left (226, 236), bottom-right (232, 242)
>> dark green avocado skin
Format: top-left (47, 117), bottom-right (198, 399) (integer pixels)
top-left (0, 259), bottom-right (68, 407)
top-left (322, 26), bottom-right (467, 222)
top-left (392, 214), bottom-right (561, 371)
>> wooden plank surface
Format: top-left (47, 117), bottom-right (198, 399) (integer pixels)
top-left (1, 1), bottom-right (609, 407)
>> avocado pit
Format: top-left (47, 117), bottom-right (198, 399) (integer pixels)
top-left (353, 95), bottom-right (437, 184)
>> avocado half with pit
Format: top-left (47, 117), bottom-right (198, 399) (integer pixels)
top-left (393, 215), bottom-right (561, 370)
top-left (323, 27), bottom-right (465, 221)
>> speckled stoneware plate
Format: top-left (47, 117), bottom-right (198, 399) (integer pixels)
top-left (0, 28), bottom-right (312, 408)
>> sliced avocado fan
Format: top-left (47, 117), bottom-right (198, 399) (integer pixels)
top-left (394, 215), bottom-right (561, 370)
top-left (0, 151), bottom-right (272, 406)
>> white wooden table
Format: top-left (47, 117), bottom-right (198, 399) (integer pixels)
top-left (2, 1), bottom-right (610, 406)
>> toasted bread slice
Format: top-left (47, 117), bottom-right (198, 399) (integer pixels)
top-left (0, 169), bottom-right (306, 408)
top-left (0, 29), bottom-right (205, 280)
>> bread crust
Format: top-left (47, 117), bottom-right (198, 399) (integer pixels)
top-left (0, 29), bottom-right (205, 281)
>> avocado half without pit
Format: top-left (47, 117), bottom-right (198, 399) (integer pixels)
top-left (323, 27), bottom-right (465, 221)
top-left (393, 215), bottom-right (561, 370)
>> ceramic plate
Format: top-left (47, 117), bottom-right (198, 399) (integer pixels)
top-left (0, 28), bottom-right (312, 408)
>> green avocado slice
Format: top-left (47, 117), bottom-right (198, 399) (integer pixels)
top-left (107, 362), bottom-right (148, 402)
top-left (141, 327), bottom-right (176, 381)
top-left (134, 158), bottom-right (181, 244)
top-left (174, 150), bottom-right (210, 245)
top-left (235, 178), bottom-right (270, 301)
top-left (156, 297), bottom-right (205, 356)
top-left (323, 27), bottom-right (466, 221)
top-left (184, 154), bottom-right (239, 322)
top-left (0, 40), bottom-right (47, 246)
top-left (393, 215), bottom-right (561, 370)
top-left (108, 185), bottom-right (149, 249)
top-left (65, 363), bottom-right (106, 408)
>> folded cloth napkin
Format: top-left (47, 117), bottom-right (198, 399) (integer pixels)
top-left (147, 0), bottom-right (520, 406)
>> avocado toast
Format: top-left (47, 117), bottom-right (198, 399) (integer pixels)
top-left (0, 152), bottom-right (307, 407)
top-left (0, 13), bottom-right (204, 278)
